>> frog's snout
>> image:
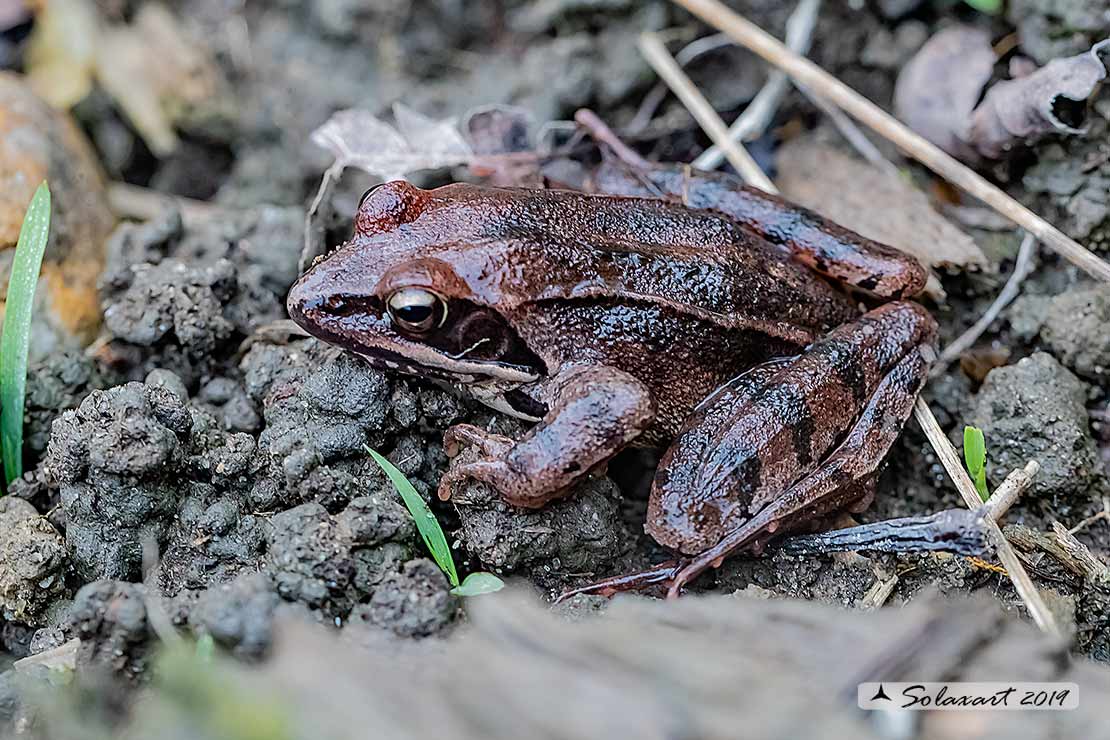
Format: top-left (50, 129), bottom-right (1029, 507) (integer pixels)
top-left (285, 274), bottom-right (311, 327)
top-left (286, 263), bottom-right (341, 330)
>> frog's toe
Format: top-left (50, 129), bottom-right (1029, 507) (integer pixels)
top-left (443, 424), bottom-right (514, 458)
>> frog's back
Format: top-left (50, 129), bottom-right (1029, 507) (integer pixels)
top-left (452, 185), bottom-right (858, 342)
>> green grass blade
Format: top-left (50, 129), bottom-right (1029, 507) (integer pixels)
top-left (963, 0), bottom-right (1001, 14)
top-left (451, 572), bottom-right (505, 597)
top-left (963, 425), bottom-right (989, 502)
top-left (366, 446), bottom-right (459, 587)
top-left (1, 182), bottom-right (51, 485)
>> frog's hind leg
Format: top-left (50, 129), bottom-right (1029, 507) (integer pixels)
top-left (660, 304), bottom-right (936, 598)
top-left (557, 303), bottom-right (933, 601)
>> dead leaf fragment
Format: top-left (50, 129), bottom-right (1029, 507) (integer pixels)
top-left (24, 0), bottom-right (98, 108)
top-left (896, 27), bottom-right (1110, 162)
top-left (463, 104), bottom-right (545, 186)
top-left (311, 105), bottom-right (474, 182)
top-left (464, 104), bottom-right (536, 155)
top-left (894, 26), bottom-right (996, 163)
top-left (776, 139), bottom-right (988, 289)
top-left (970, 39), bottom-right (1110, 159)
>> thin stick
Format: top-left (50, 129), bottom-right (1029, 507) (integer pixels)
top-left (1051, 521), bottom-right (1110, 581)
top-left (936, 232), bottom-right (1038, 372)
top-left (628, 33), bottom-right (734, 133)
top-left (1068, 496), bottom-right (1110, 535)
top-left (797, 87), bottom-right (893, 172)
top-left (985, 460), bottom-right (1040, 522)
top-left (913, 399), bottom-right (982, 510)
top-left (107, 181), bottom-right (216, 222)
top-left (669, 0), bottom-right (1110, 283)
top-left (639, 32), bottom-right (776, 192)
top-left (857, 570), bottom-right (899, 611)
top-left (913, 398), bottom-right (1058, 636)
top-left (694, 0), bottom-right (821, 170)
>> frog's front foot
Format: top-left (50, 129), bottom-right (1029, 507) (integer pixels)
top-left (443, 424), bottom-right (515, 459)
top-left (438, 366), bottom-right (654, 508)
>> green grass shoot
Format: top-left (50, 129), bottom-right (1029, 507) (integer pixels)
top-left (366, 446), bottom-right (505, 595)
top-left (451, 571), bottom-right (505, 597)
top-left (963, 425), bottom-right (989, 502)
top-left (366, 445), bottom-right (459, 587)
top-left (1, 182), bottom-right (51, 486)
top-left (962, 0), bottom-right (1001, 13)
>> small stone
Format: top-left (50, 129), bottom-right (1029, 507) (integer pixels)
top-left (65, 581), bottom-right (151, 682)
top-left (191, 572), bottom-right (281, 660)
top-left (144, 369), bottom-right (189, 402)
top-left (1007, 294), bottom-right (1052, 342)
top-left (354, 559), bottom-right (456, 638)
top-left (1041, 285), bottom-right (1110, 382)
top-left (0, 498), bottom-right (67, 625)
top-left (967, 353), bottom-right (1100, 507)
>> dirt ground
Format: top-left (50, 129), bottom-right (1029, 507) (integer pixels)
top-left (1, 0), bottom-right (1110, 736)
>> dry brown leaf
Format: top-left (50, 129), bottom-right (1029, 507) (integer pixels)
top-left (95, 4), bottom-right (221, 156)
top-left (311, 104), bottom-right (474, 182)
top-left (893, 26), bottom-right (995, 164)
top-left (25, 1), bottom-right (221, 156)
top-left (895, 26), bottom-right (1110, 162)
top-left (776, 139), bottom-right (988, 288)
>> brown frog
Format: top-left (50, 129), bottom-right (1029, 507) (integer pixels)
top-left (286, 114), bottom-right (938, 597)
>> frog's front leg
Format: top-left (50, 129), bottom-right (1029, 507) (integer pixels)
top-left (438, 365), bottom-right (655, 508)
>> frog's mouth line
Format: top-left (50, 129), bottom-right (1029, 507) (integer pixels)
top-left (349, 332), bottom-right (542, 385)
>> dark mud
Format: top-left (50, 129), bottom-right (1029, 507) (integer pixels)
top-left (1, 0), bottom-right (1110, 735)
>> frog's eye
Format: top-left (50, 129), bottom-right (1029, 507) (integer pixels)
top-left (387, 288), bottom-right (447, 333)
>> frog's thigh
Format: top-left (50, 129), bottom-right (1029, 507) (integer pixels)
top-left (438, 366), bottom-right (655, 509)
top-left (664, 343), bottom-right (931, 597)
top-left (648, 301), bottom-right (936, 556)
top-left (694, 181), bottom-right (928, 299)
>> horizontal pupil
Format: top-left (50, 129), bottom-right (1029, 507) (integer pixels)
top-left (398, 304), bottom-right (433, 323)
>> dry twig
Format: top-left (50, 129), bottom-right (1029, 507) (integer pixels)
top-left (628, 33), bottom-right (733, 132)
top-left (669, 0), bottom-right (1110, 283)
top-left (857, 570), bottom-right (899, 611)
top-left (985, 460), bottom-right (1041, 522)
top-left (694, 0), bottom-right (821, 170)
top-left (913, 398), bottom-right (1058, 635)
top-left (107, 181), bottom-right (216, 222)
top-left (1069, 496), bottom-right (1110, 535)
top-left (1050, 522), bottom-right (1110, 582)
top-left (935, 232), bottom-right (1038, 372)
top-left (639, 32), bottom-right (775, 191)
